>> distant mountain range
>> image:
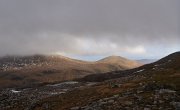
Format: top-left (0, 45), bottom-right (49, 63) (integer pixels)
top-left (136, 59), bottom-right (157, 64)
top-left (0, 55), bottom-right (141, 89)
top-left (80, 51), bottom-right (180, 82)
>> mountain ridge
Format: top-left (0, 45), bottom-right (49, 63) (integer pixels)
top-left (79, 51), bottom-right (180, 82)
top-left (0, 54), bottom-right (141, 89)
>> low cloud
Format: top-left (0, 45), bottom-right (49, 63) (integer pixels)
top-left (125, 46), bottom-right (146, 55)
top-left (0, 0), bottom-right (179, 59)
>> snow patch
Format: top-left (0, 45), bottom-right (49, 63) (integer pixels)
top-left (50, 92), bottom-right (66, 95)
top-left (134, 69), bottom-right (145, 73)
top-left (86, 82), bottom-right (97, 86)
top-left (154, 64), bottom-right (159, 67)
top-left (159, 89), bottom-right (176, 94)
top-left (11, 90), bottom-right (21, 93)
top-left (168, 60), bottom-right (172, 62)
top-left (48, 81), bottom-right (78, 87)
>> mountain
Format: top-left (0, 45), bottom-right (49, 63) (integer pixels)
top-left (0, 54), bottom-right (141, 89)
top-left (98, 56), bottom-right (142, 69)
top-left (30, 52), bottom-right (180, 110)
top-left (136, 59), bottom-right (157, 64)
top-left (80, 51), bottom-right (180, 82)
top-left (0, 52), bottom-right (179, 110)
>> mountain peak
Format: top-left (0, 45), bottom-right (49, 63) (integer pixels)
top-left (98, 55), bottom-right (142, 69)
top-left (98, 55), bottom-right (126, 62)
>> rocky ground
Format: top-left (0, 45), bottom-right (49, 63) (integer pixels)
top-left (33, 60), bottom-right (180, 110)
top-left (0, 72), bottom-right (180, 110)
top-left (0, 81), bottom-right (97, 110)
top-left (70, 82), bottom-right (180, 110)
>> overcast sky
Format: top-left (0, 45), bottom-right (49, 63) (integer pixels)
top-left (0, 0), bottom-right (179, 60)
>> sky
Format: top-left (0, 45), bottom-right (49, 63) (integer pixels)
top-left (0, 0), bottom-right (179, 61)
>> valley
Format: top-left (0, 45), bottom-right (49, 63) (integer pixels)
top-left (0, 52), bottom-right (179, 110)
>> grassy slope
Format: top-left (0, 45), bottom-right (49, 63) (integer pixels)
top-left (32, 52), bottom-right (180, 110)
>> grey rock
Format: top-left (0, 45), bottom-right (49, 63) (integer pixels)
top-left (70, 106), bottom-right (80, 110)
top-left (99, 101), bottom-right (107, 106)
top-left (124, 101), bottom-right (133, 105)
top-left (108, 100), bottom-right (114, 103)
top-left (113, 94), bottom-right (119, 98)
top-left (171, 102), bottom-right (180, 110)
top-left (144, 107), bottom-right (151, 110)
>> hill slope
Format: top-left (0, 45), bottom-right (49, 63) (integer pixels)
top-left (80, 51), bottom-right (180, 82)
top-left (32, 52), bottom-right (180, 110)
top-left (98, 56), bottom-right (142, 69)
top-left (0, 52), bottom-right (179, 110)
top-left (0, 55), bottom-right (141, 89)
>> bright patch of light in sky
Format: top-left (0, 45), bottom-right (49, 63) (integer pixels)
top-left (125, 46), bottom-right (146, 54)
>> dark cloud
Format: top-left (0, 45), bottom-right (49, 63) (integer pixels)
top-left (0, 0), bottom-right (179, 58)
